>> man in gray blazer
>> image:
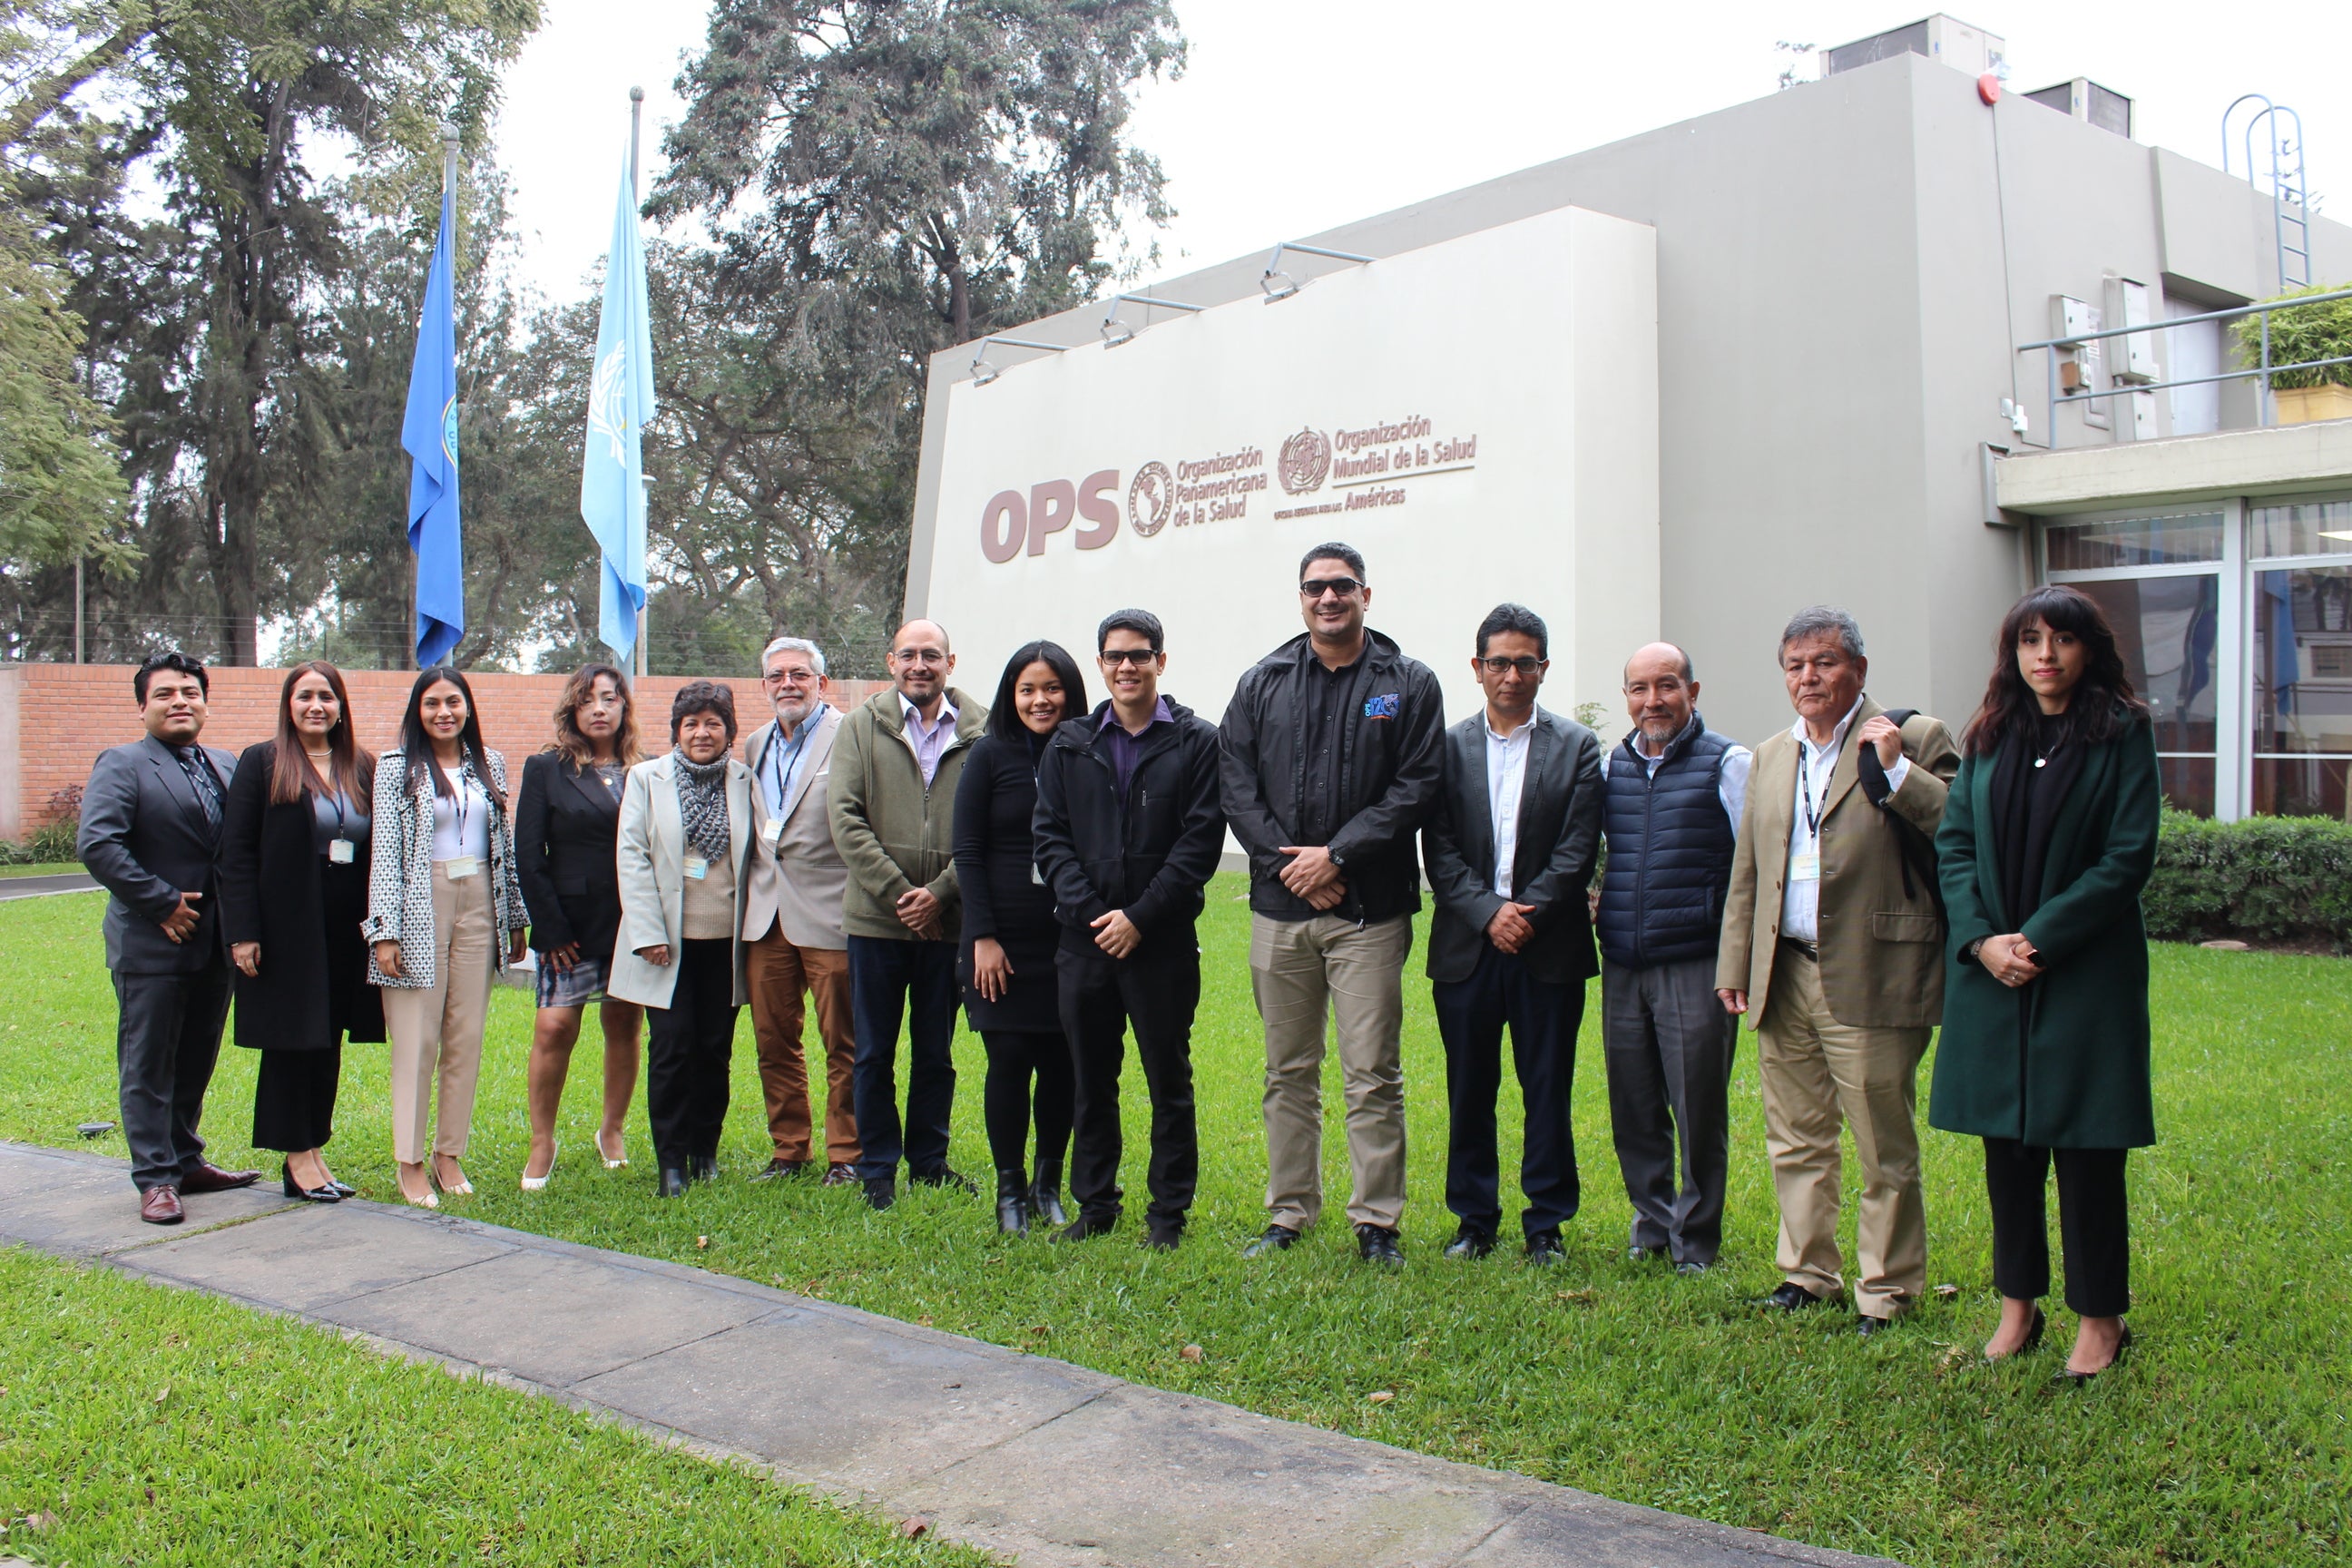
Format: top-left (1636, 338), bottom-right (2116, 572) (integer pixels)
top-left (77, 652), bottom-right (260, 1224)
top-left (741, 635), bottom-right (858, 1185)
top-left (1420, 605), bottom-right (1602, 1265)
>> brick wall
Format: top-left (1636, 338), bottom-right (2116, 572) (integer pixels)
top-left (0, 663), bottom-right (890, 841)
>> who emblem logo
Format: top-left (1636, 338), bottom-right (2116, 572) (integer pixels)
top-left (1128, 462), bottom-right (1174, 537)
top-left (1279, 428), bottom-right (1330, 495)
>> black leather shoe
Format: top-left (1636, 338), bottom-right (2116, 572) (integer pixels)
top-left (1241, 1224), bottom-right (1301, 1259)
top-left (1985, 1305), bottom-right (2046, 1361)
top-left (821, 1162), bottom-right (858, 1187)
top-left (1674, 1259), bottom-right (1713, 1276)
top-left (657, 1167), bottom-right (691, 1199)
top-left (1524, 1231), bottom-right (1566, 1267)
top-left (690, 1154), bottom-right (719, 1183)
top-left (328, 1180), bottom-right (356, 1198)
top-left (749, 1158), bottom-right (807, 1183)
top-left (281, 1162), bottom-right (340, 1203)
top-left (1054, 1209), bottom-right (1120, 1243)
top-left (1356, 1224), bottom-right (1405, 1267)
top-left (910, 1165), bottom-right (978, 1196)
top-left (1028, 1159), bottom-right (1070, 1227)
top-left (863, 1176), bottom-right (897, 1211)
top-left (1756, 1281), bottom-right (1834, 1312)
top-left (1142, 1220), bottom-right (1183, 1251)
top-left (995, 1169), bottom-right (1031, 1235)
top-left (181, 1162), bottom-right (261, 1194)
top-left (1856, 1313), bottom-right (1897, 1337)
top-left (1625, 1243), bottom-right (1669, 1264)
top-left (2053, 1323), bottom-right (2133, 1386)
top-left (1442, 1224), bottom-right (1495, 1259)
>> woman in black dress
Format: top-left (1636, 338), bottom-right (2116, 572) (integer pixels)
top-left (955, 642), bottom-right (1088, 1233)
top-left (514, 664), bottom-right (646, 1189)
top-left (220, 661), bottom-right (384, 1202)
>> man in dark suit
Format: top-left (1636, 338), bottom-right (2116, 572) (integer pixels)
top-left (1421, 604), bottom-right (1602, 1265)
top-left (77, 651), bottom-right (259, 1224)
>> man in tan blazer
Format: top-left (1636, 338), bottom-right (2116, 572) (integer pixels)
top-left (741, 636), bottom-right (858, 1185)
top-left (1717, 606), bottom-right (1958, 1331)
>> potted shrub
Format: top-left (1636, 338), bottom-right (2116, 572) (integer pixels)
top-left (2237, 283), bottom-right (2352, 424)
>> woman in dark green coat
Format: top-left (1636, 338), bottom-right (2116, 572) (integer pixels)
top-left (1931, 583), bottom-right (2160, 1384)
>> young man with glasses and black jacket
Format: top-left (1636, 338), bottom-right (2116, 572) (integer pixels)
top-left (1031, 610), bottom-right (1226, 1250)
top-left (1218, 544), bottom-right (1446, 1265)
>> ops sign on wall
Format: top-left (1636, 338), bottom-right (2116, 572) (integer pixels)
top-left (908, 205), bottom-right (1661, 728)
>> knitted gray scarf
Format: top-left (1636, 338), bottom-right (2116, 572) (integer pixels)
top-left (672, 750), bottom-right (732, 862)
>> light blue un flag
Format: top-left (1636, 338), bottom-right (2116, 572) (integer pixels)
top-left (402, 186), bottom-right (464, 668)
top-left (582, 142), bottom-right (654, 662)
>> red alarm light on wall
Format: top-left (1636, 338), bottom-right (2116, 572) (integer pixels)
top-left (1978, 73), bottom-right (2002, 105)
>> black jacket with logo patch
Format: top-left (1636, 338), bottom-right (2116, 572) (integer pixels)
top-left (1218, 629), bottom-right (1446, 925)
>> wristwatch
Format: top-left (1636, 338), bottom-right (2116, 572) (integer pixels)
top-left (1327, 845), bottom-right (1347, 870)
top-left (1961, 936), bottom-right (1987, 965)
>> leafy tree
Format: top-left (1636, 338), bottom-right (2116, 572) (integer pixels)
top-left (646, 0), bottom-right (1183, 662)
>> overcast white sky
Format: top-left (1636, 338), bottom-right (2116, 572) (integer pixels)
top-left (498, 0), bottom-right (2351, 308)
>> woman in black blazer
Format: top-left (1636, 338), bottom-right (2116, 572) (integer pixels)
top-left (514, 665), bottom-right (646, 1189)
top-left (955, 642), bottom-right (1088, 1234)
top-left (220, 661), bottom-right (384, 1202)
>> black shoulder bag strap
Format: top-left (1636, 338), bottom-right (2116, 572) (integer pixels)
top-left (1855, 709), bottom-right (1945, 925)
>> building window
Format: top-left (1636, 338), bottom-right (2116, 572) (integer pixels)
top-left (2250, 500), bottom-right (2352, 821)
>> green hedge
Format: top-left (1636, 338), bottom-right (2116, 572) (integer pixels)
top-left (2146, 808), bottom-right (2352, 948)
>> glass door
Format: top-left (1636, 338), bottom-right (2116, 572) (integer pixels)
top-left (2249, 499), bottom-right (2352, 821)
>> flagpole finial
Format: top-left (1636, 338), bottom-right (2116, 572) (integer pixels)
top-left (630, 85), bottom-right (644, 103)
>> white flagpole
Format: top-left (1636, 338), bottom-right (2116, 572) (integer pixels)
top-left (629, 85), bottom-right (647, 680)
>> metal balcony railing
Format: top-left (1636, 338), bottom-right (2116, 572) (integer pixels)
top-left (2014, 286), bottom-right (2352, 447)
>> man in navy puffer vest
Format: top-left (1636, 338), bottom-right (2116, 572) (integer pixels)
top-left (1596, 642), bottom-right (1752, 1271)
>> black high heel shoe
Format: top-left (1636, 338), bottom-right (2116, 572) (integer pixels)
top-left (281, 1161), bottom-right (341, 1203)
top-left (2053, 1322), bottom-right (2133, 1386)
top-left (1985, 1305), bottom-right (2046, 1362)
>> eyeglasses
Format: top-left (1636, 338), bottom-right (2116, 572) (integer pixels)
top-left (1098, 648), bottom-right (1160, 666)
top-left (762, 669), bottom-right (818, 686)
top-left (893, 648), bottom-right (947, 665)
top-left (1299, 576), bottom-right (1364, 599)
top-left (1479, 656), bottom-right (1545, 676)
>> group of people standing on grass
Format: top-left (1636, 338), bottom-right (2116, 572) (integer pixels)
top-left (79, 539), bottom-right (2160, 1382)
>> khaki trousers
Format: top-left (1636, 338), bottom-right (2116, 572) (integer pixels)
top-left (1250, 913), bottom-right (1411, 1231)
top-left (1756, 942), bottom-right (1930, 1318)
top-left (747, 926), bottom-right (859, 1165)
top-left (383, 863), bottom-right (495, 1164)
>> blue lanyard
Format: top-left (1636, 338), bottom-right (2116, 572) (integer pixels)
top-left (766, 709), bottom-right (824, 806)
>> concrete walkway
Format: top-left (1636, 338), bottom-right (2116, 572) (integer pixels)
top-left (0, 1139), bottom-right (1897, 1568)
top-left (0, 872), bottom-right (98, 901)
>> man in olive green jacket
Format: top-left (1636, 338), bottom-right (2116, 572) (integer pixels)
top-left (828, 619), bottom-right (985, 1209)
top-left (1716, 607), bottom-right (1958, 1331)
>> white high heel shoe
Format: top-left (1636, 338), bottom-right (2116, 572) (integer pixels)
top-left (595, 1128), bottom-right (628, 1169)
top-left (520, 1140), bottom-right (557, 1191)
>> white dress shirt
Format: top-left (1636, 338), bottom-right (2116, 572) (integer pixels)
top-left (1485, 713), bottom-right (1534, 898)
top-left (1779, 698), bottom-right (1908, 943)
top-left (1639, 731), bottom-right (1753, 830)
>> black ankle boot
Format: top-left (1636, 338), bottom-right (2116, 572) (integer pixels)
top-left (995, 1169), bottom-right (1031, 1235)
top-left (1029, 1159), bottom-right (1069, 1228)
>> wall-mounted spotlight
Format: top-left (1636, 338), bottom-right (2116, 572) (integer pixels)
top-left (1100, 292), bottom-right (1207, 347)
top-left (968, 336), bottom-right (1072, 386)
top-left (1259, 240), bottom-right (1375, 303)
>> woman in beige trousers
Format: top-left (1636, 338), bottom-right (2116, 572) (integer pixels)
top-left (363, 665), bottom-right (528, 1208)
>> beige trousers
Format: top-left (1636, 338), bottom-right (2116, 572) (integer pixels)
top-left (383, 863), bottom-right (495, 1164)
top-left (1250, 913), bottom-right (1411, 1231)
top-left (1756, 942), bottom-right (1930, 1318)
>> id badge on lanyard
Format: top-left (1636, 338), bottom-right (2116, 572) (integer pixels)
top-left (684, 854), bottom-right (710, 881)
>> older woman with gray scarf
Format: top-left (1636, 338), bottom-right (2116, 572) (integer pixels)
top-left (611, 681), bottom-right (760, 1198)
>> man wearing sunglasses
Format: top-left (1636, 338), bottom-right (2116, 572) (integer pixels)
top-left (1031, 610), bottom-right (1226, 1250)
top-left (1421, 604), bottom-right (1602, 1266)
top-left (1220, 544), bottom-right (1445, 1266)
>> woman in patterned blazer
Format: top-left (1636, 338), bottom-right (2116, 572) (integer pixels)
top-left (363, 666), bottom-right (528, 1208)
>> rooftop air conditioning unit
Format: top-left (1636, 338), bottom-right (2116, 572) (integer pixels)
top-left (1821, 15), bottom-right (2006, 80)
top-left (2024, 78), bottom-right (2133, 138)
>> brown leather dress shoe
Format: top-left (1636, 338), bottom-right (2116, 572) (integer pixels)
top-left (179, 1162), bottom-right (261, 1194)
top-left (140, 1185), bottom-right (184, 1224)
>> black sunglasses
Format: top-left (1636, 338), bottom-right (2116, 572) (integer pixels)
top-left (1098, 648), bottom-right (1160, 666)
top-left (1299, 576), bottom-right (1364, 599)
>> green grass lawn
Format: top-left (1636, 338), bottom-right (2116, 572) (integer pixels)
top-left (3, 877), bottom-right (2346, 1567)
top-left (0, 1247), bottom-right (995, 1566)
top-left (0, 861), bottom-right (82, 878)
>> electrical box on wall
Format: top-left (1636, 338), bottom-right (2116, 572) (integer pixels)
top-left (2104, 276), bottom-right (2161, 385)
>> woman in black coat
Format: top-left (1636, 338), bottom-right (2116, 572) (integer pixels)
top-left (514, 664), bottom-right (646, 1189)
top-left (220, 661), bottom-right (384, 1202)
top-left (955, 642), bottom-right (1087, 1234)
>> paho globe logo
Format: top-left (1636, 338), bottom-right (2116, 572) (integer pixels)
top-left (1127, 461), bottom-right (1174, 536)
top-left (1278, 427), bottom-right (1330, 495)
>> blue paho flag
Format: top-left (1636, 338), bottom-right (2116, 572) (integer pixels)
top-left (402, 185), bottom-right (464, 668)
top-left (582, 142), bottom-right (654, 662)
